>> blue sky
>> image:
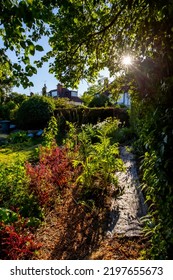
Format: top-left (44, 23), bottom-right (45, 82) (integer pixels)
top-left (7, 36), bottom-right (90, 96)
top-left (4, 36), bottom-right (109, 97)
top-left (13, 60), bottom-right (90, 97)
top-left (0, 31), bottom-right (111, 96)
top-left (0, 35), bottom-right (89, 96)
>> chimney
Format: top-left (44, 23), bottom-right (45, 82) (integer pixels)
top-left (57, 83), bottom-right (63, 96)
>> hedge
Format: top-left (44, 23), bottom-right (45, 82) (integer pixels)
top-left (54, 107), bottom-right (129, 128)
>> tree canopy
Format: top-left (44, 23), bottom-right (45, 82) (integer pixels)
top-left (1, 1), bottom-right (173, 89)
top-left (0, 0), bottom-right (52, 89)
top-left (44, 0), bottom-right (173, 87)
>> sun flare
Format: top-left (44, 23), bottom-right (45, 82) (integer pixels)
top-left (122, 55), bottom-right (132, 65)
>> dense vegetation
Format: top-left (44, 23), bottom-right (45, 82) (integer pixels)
top-left (131, 83), bottom-right (173, 259)
top-left (16, 95), bottom-right (55, 129)
top-left (55, 107), bottom-right (129, 129)
top-left (0, 116), bottom-right (128, 259)
top-left (1, 0), bottom-right (173, 259)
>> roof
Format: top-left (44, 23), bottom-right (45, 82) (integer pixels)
top-left (48, 88), bottom-right (82, 103)
top-left (70, 96), bottom-right (83, 103)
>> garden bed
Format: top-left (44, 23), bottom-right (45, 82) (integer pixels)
top-left (0, 118), bottom-right (149, 260)
top-left (31, 146), bottom-right (148, 260)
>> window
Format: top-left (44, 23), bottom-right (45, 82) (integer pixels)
top-left (51, 90), bottom-right (59, 97)
top-left (71, 91), bottom-right (78, 97)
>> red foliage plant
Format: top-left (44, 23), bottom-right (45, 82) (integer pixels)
top-left (26, 146), bottom-right (73, 207)
top-left (0, 221), bottom-right (42, 260)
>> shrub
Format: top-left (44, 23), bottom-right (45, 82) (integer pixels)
top-left (26, 145), bottom-right (73, 208)
top-left (0, 101), bottom-right (19, 121)
top-left (0, 160), bottom-right (42, 220)
top-left (69, 122), bottom-right (124, 208)
top-left (111, 127), bottom-right (136, 144)
top-left (88, 94), bottom-right (112, 107)
top-left (0, 220), bottom-right (41, 260)
top-left (8, 92), bottom-right (27, 105)
top-left (94, 117), bottom-right (120, 137)
top-left (54, 97), bottom-right (73, 108)
top-left (132, 80), bottom-right (173, 259)
top-left (74, 134), bottom-right (123, 189)
top-left (0, 208), bottom-right (18, 224)
top-left (80, 117), bottom-right (133, 145)
top-left (16, 95), bottom-right (55, 129)
top-left (7, 131), bottom-right (30, 144)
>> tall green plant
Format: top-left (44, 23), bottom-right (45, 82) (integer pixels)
top-left (42, 115), bottom-right (58, 147)
top-left (73, 124), bottom-right (124, 194)
top-left (92, 132), bottom-right (124, 187)
top-left (63, 121), bottom-right (78, 151)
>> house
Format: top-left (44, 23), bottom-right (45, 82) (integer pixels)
top-left (117, 92), bottom-right (131, 107)
top-left (95, 78), bottom-right (131, 107)
top-left (100, 89), bottom-right (131, 107)
top-left (116, 85), bottom-right (131, 107)
top-left (101, 84), bottom-right (131, 107)
top-left (48, 83), bottom-right (83, 105)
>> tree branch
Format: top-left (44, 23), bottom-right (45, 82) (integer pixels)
top-left (71, 6), bottom-right (124, 58)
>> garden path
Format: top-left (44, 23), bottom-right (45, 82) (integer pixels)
top-left (107, 146), bottom-right (147, 237)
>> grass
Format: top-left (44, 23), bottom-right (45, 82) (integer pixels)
top-left (0, 139), bottom-right (42, 164)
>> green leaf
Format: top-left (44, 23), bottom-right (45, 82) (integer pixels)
top-left (29, 44), bottom-right (35, 56)
top-left (35, 45), bottom-right (44, 51)
top-left (20, 41), bottom-right (26, 49)
top-left (74, 18), bottom-right (79, 24)
top-left (27, 0), bottom-right (34, 4)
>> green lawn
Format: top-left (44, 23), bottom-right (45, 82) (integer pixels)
top-left (0, 140), bottom-right (41, 164)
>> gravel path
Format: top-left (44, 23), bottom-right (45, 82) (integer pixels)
top-left (107, 146), bottom-right (147, 237)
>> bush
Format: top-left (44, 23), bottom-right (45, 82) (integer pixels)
top-left (54, 97), bottom-right (73, 108)
top-left (16, 95), bottom-right (55, 129)
top-left (132, 79), bottom-right (173, 259)
top-left (26, 145), bottom-right (73, 208)
top-left (0, 220), bottom-right (41, 260)
top-left (8, 131), bottom-right (30, 144)
top-left (112, 127), bottom-right (136, 144)
top-left (0, 208), bottom-right (18, 224)
top-left (8, 92), bottom-right (27, 105)
top-left (42, 116), bottom-right (58, 147)
top-left (0, 160), bottom-right (42, 260)
top-left (0, 160), bottom-right (42, 220)
top-left (69, 122), bottom-right (124, 208)
top-left (0, 101), bottom-right (19, 121)
top-left (88, 94), bottom-right (112, 107)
